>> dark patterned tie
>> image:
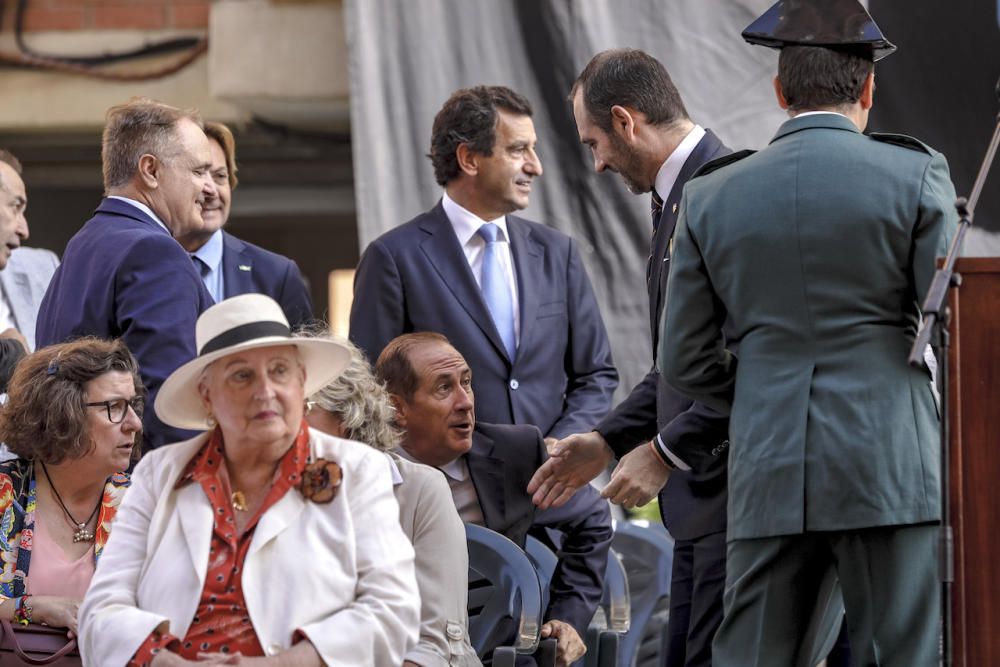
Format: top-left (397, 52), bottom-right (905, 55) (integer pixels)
top-left (651, 188), bottom-right (665, 232)
top-left (647, 189), bottom-right (665, 285)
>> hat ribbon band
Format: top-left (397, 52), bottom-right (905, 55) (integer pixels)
top-left (200, 321), bottom-right (291, 356)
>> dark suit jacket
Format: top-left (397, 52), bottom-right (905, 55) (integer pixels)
top-left (350, 204), bottom-right (617, 439)
top-left (35, 198), bottom-right (213, 450)
top-left (468, 422), bottom-right (612, 635)
top-left (595, 130), bottom-right (731, 541)
top-left (221, 232), bottom-right (313, 329)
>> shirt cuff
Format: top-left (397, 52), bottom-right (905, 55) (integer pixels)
top-left (128, 630), bottom-right (182, 667)
top-left (655, 434), bottom-right (692, 471)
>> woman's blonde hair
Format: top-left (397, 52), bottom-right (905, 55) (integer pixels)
top-left (300, 329), bottom-right (401, 451)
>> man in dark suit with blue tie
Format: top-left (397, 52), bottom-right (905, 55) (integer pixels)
top-left (350, 86), bottom-right (617, 442)
top-left (36, 98), bottom-right (217, 450)
top-left (177, 122), bottom-right (313, 328)
top-left (529, 50), bottom-right (730, 667)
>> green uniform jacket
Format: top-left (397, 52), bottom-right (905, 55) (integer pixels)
top-left (658, 113), bottom-right (958, 540)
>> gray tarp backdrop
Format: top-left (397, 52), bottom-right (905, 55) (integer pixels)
top-left (345, 0), bottom-right (1000, 400)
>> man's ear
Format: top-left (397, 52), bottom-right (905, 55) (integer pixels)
top-left (389, 393), bottom-right (408, 428)
top-left (773, 76), bottom-right (791, 110)
top-left (859, 71), bottom-right (875, 110)
top-left (609, 105), bottom-right (637, 142)
top-left (137, 153), bottom-right (160, 189)
top-left (455, 144), bottom-right (479, 177)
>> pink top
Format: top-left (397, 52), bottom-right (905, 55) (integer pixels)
top-left (24, 517), bottom-right (95, 599)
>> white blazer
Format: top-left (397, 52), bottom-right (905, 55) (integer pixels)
top-left (79, 428), bottom-right (420, 666)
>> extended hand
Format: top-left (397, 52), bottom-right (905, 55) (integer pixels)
top-left (540, 619), bottom-right (586, 666)
top-left (600, 442), bottom-right (670, 509)
top-left (528, 431), bottom-right (614, 509)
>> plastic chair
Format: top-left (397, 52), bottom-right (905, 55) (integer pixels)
top-left (525, 536), bottom-right (625, 667)
top-left (612, 520), bottom-right (674, 667)
top-left (466, 524), bottom-right (556, 667)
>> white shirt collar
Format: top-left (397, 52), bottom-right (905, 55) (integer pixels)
top-left (191, 228), bottom-right (224, 271)
top-left (437, 457), bottom-right (469, 482)
top-left (793, 111), bottom-right (848, 119)
top-left (654, 124), bottom-right (706, 201)
top-left (107, 196), bottom-right (171, 235)
top-left (441, 191), bottom-right (511, 246)
top-left (385, 452), bottom-right (404, 487)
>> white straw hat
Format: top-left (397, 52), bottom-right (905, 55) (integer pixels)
top-left (155, 294), bottom-right (350, 430)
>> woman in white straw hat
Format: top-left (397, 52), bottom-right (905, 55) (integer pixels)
top-left (78, 294), bottom-right (420, 667)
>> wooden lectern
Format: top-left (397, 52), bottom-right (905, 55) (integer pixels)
top-left (948, 257), bottom-right (1000, 665)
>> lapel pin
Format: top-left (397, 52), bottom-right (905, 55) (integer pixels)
top-left (671, 203), bottom-right (678, 214)
top-left (238, 265), bottom-right (252, 272)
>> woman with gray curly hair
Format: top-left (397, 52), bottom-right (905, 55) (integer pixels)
top-left (305, 335), bottom-right (481, 667)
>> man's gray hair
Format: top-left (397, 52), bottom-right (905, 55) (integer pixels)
top-left (101, 97), bottom-right (203, 192)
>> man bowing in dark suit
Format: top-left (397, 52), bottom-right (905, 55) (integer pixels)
top-left (351, 86), bottom-right (617, 442)
top-left (529, 49), bottom-right (730, 667)
top-left (375, 332), bottom-right (612, 667)
top-left (36, 98), bottom-right (216, 450)
top-left (176, 121), bottom-right (314, 328)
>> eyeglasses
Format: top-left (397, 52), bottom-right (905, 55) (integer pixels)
top-left (85, 397), bottom-right (144, 424)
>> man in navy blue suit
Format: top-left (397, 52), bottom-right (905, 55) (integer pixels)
top-left (36, 98), bottom-right (217, 450)
top-left (530, 50), bottom-right (731, 667)
top-left (176, 122), bottom-right (313, 329)
top-left (376, 332), bottom-right (611, 667)
top-left (350, 86), bottom-right (617, 442)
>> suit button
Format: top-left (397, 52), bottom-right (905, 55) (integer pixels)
top-left (446, 622), bottom-right (465, 640)
top-left (509, 379), bottom-right (519, 390)
top-left (267, 643), bottom-right (282, 656)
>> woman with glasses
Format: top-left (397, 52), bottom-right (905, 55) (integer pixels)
top-left (0, 338), bottom-right (142, 636)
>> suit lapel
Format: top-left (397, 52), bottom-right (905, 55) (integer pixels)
top-left (419, 203), bottom-right (510, 362)
top-left (0, 267), bottom-right (30, 339)
top-left (506, 216), bottom-right (542, 356)
top-left (221, 232), bottom-right (254, 299)
top-left (248, 488), bottom-right (306, 557)
top-left (176, 482), bottom-right (214, 588)
top-left (466, 430), bottom-right (506, 530)
top-left (649, 130), bottom-right (728, 346)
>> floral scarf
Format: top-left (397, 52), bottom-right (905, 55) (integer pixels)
top-left (0, 458), bottom-right (130, 598)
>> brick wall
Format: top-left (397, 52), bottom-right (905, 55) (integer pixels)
top-left (1, 0), bottom-right (210, 32)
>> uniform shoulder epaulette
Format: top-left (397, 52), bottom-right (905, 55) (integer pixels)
top-left (869, 132), bottom-right (933, 155)
top-left (692, 150), bottom-right (756, 178)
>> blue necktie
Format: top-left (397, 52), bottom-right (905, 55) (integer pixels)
top-left (477, 223), bottom-right (516, 360)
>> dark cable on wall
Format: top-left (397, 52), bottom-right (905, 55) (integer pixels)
top-left (13, 0), bottom-right (202, 66)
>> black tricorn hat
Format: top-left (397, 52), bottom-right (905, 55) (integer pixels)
top-left (742, 0), bottom-right (896, 61)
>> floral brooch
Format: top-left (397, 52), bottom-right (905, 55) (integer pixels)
top-left (299, 459), bottom-right (342, 504)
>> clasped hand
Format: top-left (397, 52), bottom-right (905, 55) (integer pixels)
top-left (528, 432), bottom-right (670, 509)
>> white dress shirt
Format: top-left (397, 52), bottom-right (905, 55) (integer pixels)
top-left (0, 291), bottom-right (16, 332)
top-left (190, 229), bottom-right (225, 303)
top-left (441, 191), bottom-right (521, 345)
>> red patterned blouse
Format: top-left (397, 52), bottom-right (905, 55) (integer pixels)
top-left (129, 423), bottom-right (310, 666)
